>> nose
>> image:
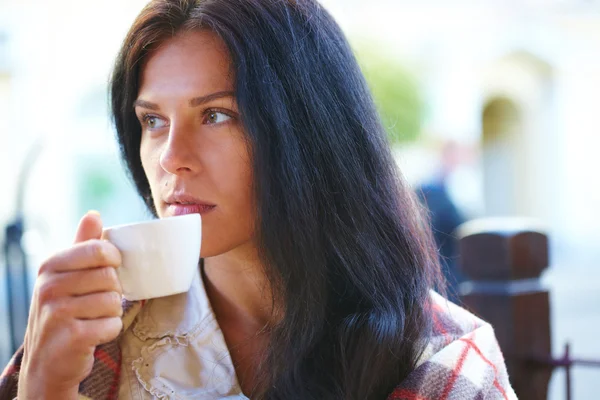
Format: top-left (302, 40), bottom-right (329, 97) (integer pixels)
top-left (159, 123), bottom-right (198, 175)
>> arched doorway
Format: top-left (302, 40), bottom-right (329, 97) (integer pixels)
top-left (480, 51), bottom-right (555, 220)
top-left (481, 98), bottom-right (523, 216)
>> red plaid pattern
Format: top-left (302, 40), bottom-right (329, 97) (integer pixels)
top-left (0, 299), bottom-right (143, 400)
top-left (386, 293), bottom-right (516, 399)
top-left (1, 295), bottom-right (515, 399)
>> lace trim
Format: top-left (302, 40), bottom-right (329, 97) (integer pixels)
top-left (130, 318), bottom-right (213, 399)
top-left (132, 336), bottom-right (189, 400)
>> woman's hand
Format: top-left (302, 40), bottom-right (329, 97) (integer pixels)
top-left (17, 212), bottom-right (123, 400)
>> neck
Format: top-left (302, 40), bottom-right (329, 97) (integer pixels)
top-left (202, 243), bottom-right (276, 330)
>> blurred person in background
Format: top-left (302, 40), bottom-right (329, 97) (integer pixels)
top-left (417, 141), bottom-right (467, 303)
top-left (0, 0), bottom-right (515, 399)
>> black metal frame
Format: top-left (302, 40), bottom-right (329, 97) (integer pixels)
top-left (532, 343), bottom-right (600, 400)
top-left (3, 141), bottom-right (43, 355)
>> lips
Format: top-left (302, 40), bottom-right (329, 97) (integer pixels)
top-left (165, 193), bottom-right (216, 216)
top-left (168, 203), bottom-right (216, 216)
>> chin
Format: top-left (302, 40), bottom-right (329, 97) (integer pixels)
top-left (199, 244), bottom-right (220, 259)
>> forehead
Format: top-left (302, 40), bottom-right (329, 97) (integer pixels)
top-left (138, 30), bottom-right (234, 98)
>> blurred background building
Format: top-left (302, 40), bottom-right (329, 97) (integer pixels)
top-left (0, 0), bottom-right (598, 398)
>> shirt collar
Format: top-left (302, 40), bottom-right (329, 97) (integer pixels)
top-left (131, 268), bottom-right (214, 340)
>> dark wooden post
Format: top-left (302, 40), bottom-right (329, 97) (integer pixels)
top-left (457, 218), bottom-right (553, 400)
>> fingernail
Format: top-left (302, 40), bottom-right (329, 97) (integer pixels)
top-left (88, 210), bottom-right (101, 216)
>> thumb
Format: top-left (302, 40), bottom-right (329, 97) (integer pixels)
top-left (74, 210), bottom-right (103, 244)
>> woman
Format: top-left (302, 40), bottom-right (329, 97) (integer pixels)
top-left (0, 0), bottom-right (515, 399)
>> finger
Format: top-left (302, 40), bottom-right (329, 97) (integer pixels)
top-left (37, 267), bottom-right (122, 301)
top-left (74, 211), bottom-right (103, 244)
top-left (65, 267), bottom-right (122, 296)
top-left (76, 317), bottom-right (123, 347)
top-left (69, 292), bottom-right (123, 320)
top-left (40, 240), bottom-right (121, 274)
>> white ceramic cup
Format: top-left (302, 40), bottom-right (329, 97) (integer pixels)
top-left (101, 213), bottom-right (201, 301)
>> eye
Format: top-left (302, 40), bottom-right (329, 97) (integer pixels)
top-left (203, 110), bottom-right (232, 125)
top-left (141, 114), bottom-right (168, 130)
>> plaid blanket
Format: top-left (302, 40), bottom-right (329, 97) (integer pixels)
top-left (0, 293), bottom-right (516, 399)
top-left (388, 293), bottom-right (517, 399)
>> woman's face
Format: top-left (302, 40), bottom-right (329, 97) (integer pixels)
top-left (136, 30), bottom-right (255, 257)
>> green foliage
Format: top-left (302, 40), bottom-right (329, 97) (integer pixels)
top-left (79, 163), bottom-right (116, 213)
top-left (353, 44), bottom-right (423, 143)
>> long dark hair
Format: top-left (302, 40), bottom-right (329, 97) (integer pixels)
top-left (110, 0), bottom-right (442, 398)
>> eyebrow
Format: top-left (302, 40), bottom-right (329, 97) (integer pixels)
top-left (133, 90), bottom-right (235, 110)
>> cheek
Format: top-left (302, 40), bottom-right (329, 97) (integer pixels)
top-left (211, 141), bottom-right (254, 219)
top-left (233, 154), bottom-right (255, 229)
top-left (140, 138), bottom-right (163, 195)
top-left (220, 146), bottom-right (253, 199)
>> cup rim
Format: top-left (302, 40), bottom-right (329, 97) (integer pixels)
top-left (103, 213), bottom-right (201, 232)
